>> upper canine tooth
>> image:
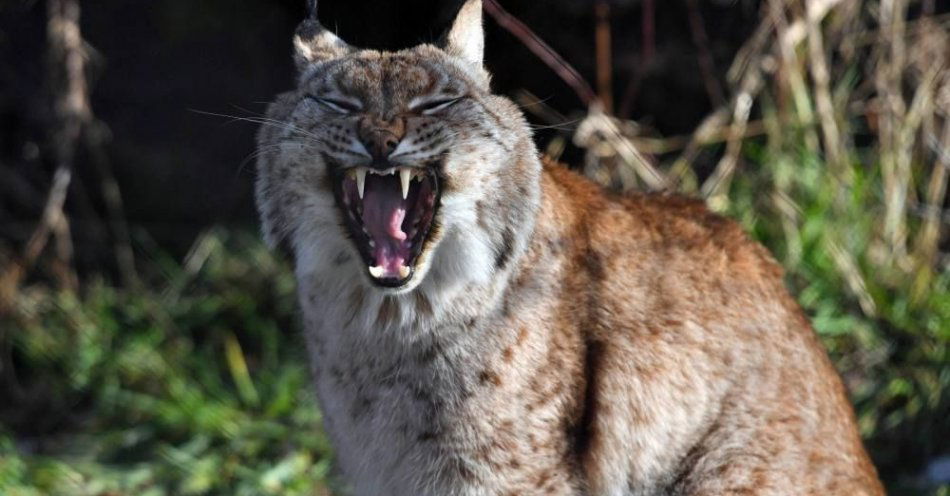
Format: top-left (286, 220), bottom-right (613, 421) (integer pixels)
top-left (400, 169), bottom-right (412, 199)
top-left (355, 168), bottom-right (366, 199)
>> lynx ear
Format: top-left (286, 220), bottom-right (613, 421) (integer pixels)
top-left (444, 0), bottom-right (484, 68)
top-left (293, 1), bottom-right (353, 72)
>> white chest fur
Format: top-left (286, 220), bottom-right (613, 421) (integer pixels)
top-left (296, 254), bottom-right (583, 496)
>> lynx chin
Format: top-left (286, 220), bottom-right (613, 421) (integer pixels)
top-left (254, 1), bottom-right (885, 494)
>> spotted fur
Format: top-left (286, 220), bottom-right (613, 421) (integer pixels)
top-left (254, 1), bottom-right (884, 494)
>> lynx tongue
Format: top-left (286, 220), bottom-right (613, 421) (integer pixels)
top-left (362, 175), bottom-right (409, 278)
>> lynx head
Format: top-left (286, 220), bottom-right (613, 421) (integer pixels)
top-left (256, 0), bottom-right (540, 296)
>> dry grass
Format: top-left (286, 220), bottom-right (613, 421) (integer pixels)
top-left (564, 0), bottom-right (949, 315)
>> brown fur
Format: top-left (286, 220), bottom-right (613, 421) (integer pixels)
top-left (528, 162), bottom-right (883, 495)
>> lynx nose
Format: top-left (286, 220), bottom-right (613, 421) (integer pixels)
top-left (358, 116), bottom-right (406, 167)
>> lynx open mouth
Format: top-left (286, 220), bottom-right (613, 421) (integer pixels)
top-left (334, 164), bottom-right (440, 287)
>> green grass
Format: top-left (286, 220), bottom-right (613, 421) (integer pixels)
top-left (0, 231), bottom-right (333, 495)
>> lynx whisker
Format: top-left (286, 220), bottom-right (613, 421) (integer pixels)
top-left (191, 109), bottom-right (324, 141)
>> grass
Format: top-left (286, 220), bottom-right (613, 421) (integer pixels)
top-left (1, 0), bottom-right (948, 494)
top-left (1, 231), bottom-right (333, 495)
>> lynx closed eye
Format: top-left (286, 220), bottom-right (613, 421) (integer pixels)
top-left (306, 95), bottom-right (361, 113)
top-left (411, 96), bottom-right (464, 114)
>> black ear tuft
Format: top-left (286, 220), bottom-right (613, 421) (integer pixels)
top-left (306, 0), bottom-right (318, 20)
top-left (293, 1), bottom-right (354, 73)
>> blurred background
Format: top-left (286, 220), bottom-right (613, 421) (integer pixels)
top-left (0, 0), bottom-right (948, 494)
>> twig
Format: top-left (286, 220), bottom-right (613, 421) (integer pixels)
top-left (574, 108), bottom-right (670, 191)
top-left (825, 233), bottom-right (878, 316)
top-left (727, 10), bottom-right (774, 86)
top-left (701, 70), bottom-right (762, 200)
top-left (684, 0), bottom-right (726, 107)
top-left (1, 0), bottom-right (111, 303)
top-left (86, 121), bottom-right (139, 288)
top-left (635, 120), bottom-right (768, 155)
top-left (847, 12), bottom-right (950, 49)
top-left (642, 0), bottom-right (655, 66)
top-left (483, 0), bottom-right (598, 106)
top-left (515, 89), bottom-right (770, 157)
top-left (0, 169), bottom-right (73, 312)
top-left (41, 0), bottom-right (86, 291)
top-left (876, 0), bottom-right (911, 260)
top-left (911, 119), bottom-right (949, 298)
top-left (24, 0), bottom-right (136, 293)
top-left (805, 0), bottom-right (846, 172)
top-left (594, 1), bottom-right (613, 113)
top-left (768, 0), bottom-right (819, 151)
top-left (512, 90), bottom-right (570, 126)
top-left (618, 0), bottom-right (657, 117)
top-left (667, 108), bottom-right (729, 191)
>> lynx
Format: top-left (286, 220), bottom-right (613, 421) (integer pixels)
top-left (254, 1), bottom-right (885, 494)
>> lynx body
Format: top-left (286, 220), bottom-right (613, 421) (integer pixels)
top-left (254, 1), bottom-right (884, 494)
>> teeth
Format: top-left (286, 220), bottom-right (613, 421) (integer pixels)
top-left (400, 169), bottom-right (412, 199)
top-left (350, 166), bottom-right (423, 201)
top-left (368, 265), bottom-right (385, 278)
top-left (355, 168), bottom-right (366, 199)
top-left (398, 265), bottom-right (410, 278)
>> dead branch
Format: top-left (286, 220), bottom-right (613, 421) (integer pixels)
top-left (805, 0), bottom-right (846, 172)
top-left (574, 108), bottom-right (670, 191)
top-left (39, 0), bottom-right (86, 291)
top-left (483, 0), bottom-right (598, 106)
top-left (0, 169), bottom-right (72, 311)
top-left (684, 0), bottom-right (725, 107)
top-left (594, 1), bottom-right (614, 113)
top-left (700, 70), bottom-right (762, 200)
top-left (2, 0), bottom-right (93, 305)
top-left (0, 0), bottom-right (138, 302)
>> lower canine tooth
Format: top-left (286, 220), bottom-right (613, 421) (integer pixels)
top-left (398, 265), bottom-right (410, 278)
top-left (368, 265), bottom-right (385, 278)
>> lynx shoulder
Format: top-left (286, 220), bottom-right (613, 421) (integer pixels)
top-left (254, 1), bottom-right (884, 494)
